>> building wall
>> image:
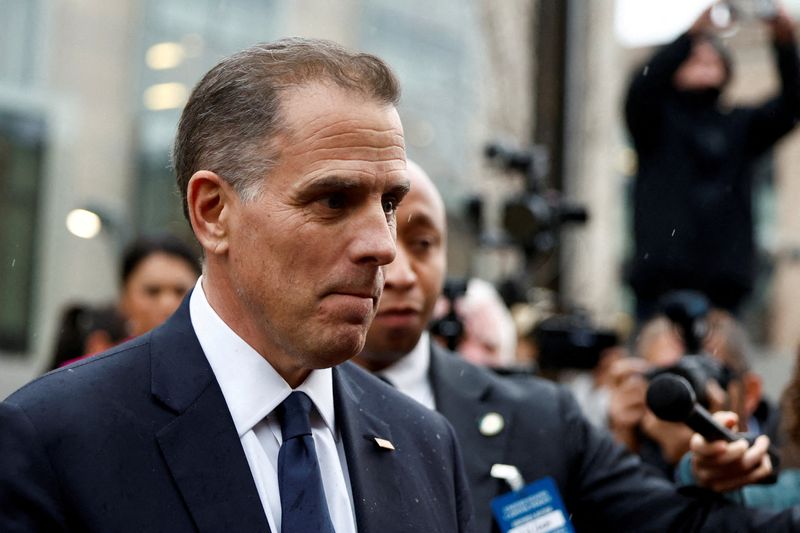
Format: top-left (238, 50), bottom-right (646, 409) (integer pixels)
top-left (0, 0), bottom-right (139, 395)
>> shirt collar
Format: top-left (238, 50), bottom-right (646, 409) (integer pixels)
top-left (189, 277), bottom-right (336, 438)
top-left (377, 331), bottom-right (431, 391)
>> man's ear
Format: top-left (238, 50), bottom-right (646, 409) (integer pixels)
top-left (742, 372), bottom-right (763, 419)
top-left (186, 170), bottom-right (236, 256)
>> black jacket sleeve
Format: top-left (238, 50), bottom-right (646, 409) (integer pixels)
top-left (625, 33), bottom-right (694, 148)
top-left (746, 38), bottom-right (800, 154)
top-left (557, 385), bottom-right (800, 532)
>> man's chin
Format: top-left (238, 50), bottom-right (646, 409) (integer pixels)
top-left (308, 326), bottom-right (368, 365)
top-left (364, 328), bottom-right (422, 358)
top-left (355, 346), bottom-right (407, 372)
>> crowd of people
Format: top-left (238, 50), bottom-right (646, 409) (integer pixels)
top-left (3, 2), bottom-right (800, 532)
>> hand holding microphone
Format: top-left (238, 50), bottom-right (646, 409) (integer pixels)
top-left (646, 374), bottom-right (777, 492)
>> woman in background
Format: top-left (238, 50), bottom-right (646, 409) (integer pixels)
top-left (50, 234), bottom-right (200, 369)
top-left (119, 234), bottom-right (200, 337)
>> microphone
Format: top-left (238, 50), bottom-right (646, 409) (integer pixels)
top-left (646, 373), bottom-right (780, 484)
top-left (646, 374), bottom-right (738, 442)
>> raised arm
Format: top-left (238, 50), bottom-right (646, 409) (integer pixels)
top-left (625, 7), bottom-right (716, 146)
top-left (747, 6), bottom-right (800, 153)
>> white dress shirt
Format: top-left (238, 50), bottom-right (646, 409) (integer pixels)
top-left (377, 331), bottom-right (436, 410)
top-left (189, 278), bottom-right (357, 533)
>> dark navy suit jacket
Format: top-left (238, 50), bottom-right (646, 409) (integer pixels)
top-left (429, 343), bottom-right (800, 533)
top-left (0, 298), bottom-right (474, 532)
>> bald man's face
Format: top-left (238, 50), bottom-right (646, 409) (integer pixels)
top-left (358, 165), bottom-right (446, 370)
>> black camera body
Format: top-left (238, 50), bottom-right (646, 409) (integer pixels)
top-left (484, 141), bottom-right (588, 257)
top-left (429, 278), bottom-right (469, 351)
top-left (534, 314), bottom-right (618, 371)
top-left (646, 354), bottom-right (727, 409)
top-left (647, 290), bottom-right (732, 408)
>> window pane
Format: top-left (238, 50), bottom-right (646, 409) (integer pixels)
top-left (0, 110), bottom-right (46, 353)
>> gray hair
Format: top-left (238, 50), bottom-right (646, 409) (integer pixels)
top-left (172, 37), bottom-right (401, 218)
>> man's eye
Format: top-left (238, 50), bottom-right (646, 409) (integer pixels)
top-left (382, 196), bottom-right (398, 214)
top-left (324, 193), bottom-right (347, 210)
top-left (410, 237), bottom-right (434, 253)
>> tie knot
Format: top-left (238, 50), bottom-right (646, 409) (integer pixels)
top-left (277, 391), bottom-right (314, 441)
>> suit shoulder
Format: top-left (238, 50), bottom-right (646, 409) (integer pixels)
top-left (338, 361), bottom-right (455, 432)
top-left (434, 346), bottom-right (565, 404)
top-left (4, 334), bottom-right (152, 411)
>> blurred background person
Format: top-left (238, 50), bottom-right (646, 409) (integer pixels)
top-left (527, 312), bottom-right (624, 427)
top-left (118, 234), bottom-right (200, 338)
top-left (735, 344), bottom-right (800, 508)
top-left (672, 343), bottom-right (800, 509)
top-left (48, 303), bottom-right (127, 370)
top-left (625, 3), bottom-right (800, 320)
top-left (432, 277), bottom-right (518, 369)
top-left (705, 308), bottom-right (781, 438)
top-left (606, 290), bottom-right (777, 480)
top-left (47, 234), bottom-right (200, 370)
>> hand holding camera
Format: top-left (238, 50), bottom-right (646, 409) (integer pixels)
top-left (692, 1), bottom-right (793, 40)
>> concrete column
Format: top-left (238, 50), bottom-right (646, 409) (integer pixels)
top-left (561, 0), bottom-right (628, 324)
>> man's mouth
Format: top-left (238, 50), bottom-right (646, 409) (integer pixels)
top-left (374, 306), bottom-right (421, 327)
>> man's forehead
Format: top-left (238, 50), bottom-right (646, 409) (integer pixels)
top-left (400, 209), bottom-right (442, 235)
top-left (280, 81), bottom-right (400, 128)
top-left (276, 88), bottom-right (404, 164)
top-left (399, 197), bottom-right (445, 238)
top-left (402, 165), bottom-right (445, 228)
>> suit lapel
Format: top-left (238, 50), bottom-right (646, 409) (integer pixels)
top-left (429, 343), bottom-right (514, 517)
top-left (150, 295), bottom-right (270, 533)
top-left (334, 364), bottom-right (407, 531)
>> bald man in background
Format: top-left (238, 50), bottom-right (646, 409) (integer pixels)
top-left (354, 160), bottom-right (798, 532)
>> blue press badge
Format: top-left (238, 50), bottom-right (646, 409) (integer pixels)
top-left (491, 476), bottom-right (574, 533)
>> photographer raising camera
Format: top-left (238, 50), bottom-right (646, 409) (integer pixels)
top-left (625, 0), bottom-right (800, 320)
top-left (607, 291), bottom-right (776, 488)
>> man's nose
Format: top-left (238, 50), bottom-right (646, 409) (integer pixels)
top-left (350, 204), bottom-right (396, 266)
top-left (384, 244), bottom-right (416, 290)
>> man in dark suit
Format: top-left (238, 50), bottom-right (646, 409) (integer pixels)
top-left (354, 160), bottom-right (800, 532)
top-left (0, 39), bottom-right (473, 533)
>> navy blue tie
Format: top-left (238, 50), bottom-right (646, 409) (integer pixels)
top-left (276, 391), bottom-right (336, 533)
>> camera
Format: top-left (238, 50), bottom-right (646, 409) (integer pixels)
top-left (645, 290), bottom-right (733, 408)
top-left (484, 141), bottom-right (588, 256)
top-left (533, 314), bottom-right (618, 371)
top-left (727, 0), bottom-right (778, 20)
top-left (429, 278), bottom-right (468, 351)
top-left (646, 355), bottom-right (728, 410)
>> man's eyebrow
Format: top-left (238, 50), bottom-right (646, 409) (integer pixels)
top-left (403, 211), bottom-right (439, 229)
top-left (388, 179), bottom-right (411, 198)
top-left (300, 176), bottom-right (410, 195)
top-left (302, 176), bottom-right (364, 194)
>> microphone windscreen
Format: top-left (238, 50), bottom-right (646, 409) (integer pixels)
top-left (646, 374), bottom-right (696, 422)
